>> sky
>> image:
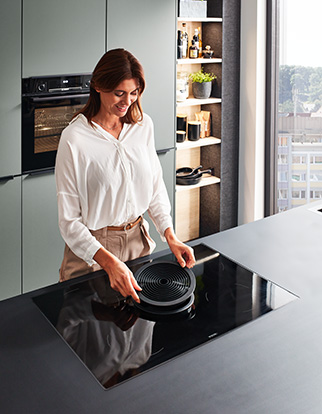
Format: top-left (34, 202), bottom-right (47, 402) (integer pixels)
top-left (279, 0), bottom-right (322, 67)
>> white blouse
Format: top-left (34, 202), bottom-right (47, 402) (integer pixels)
top-left (55, 113), bottom-right (173, 265)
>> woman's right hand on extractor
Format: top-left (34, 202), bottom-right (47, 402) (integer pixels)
top-left (93, 248), bottom-right (142, 303)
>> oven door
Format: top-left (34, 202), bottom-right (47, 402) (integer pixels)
top-left (22, 93), bottom-right (89, 174)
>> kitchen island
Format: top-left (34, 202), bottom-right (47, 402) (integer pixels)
top-left (1, 201), bottom-right (322, 413)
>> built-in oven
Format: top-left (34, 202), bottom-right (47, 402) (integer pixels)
top-left (22, 74), bottom-right (91, 174)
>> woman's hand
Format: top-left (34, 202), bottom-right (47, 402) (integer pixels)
top-left (164, 227), bottom-right (195, 269)
top-left (93, 248), bottom-right (142, 303)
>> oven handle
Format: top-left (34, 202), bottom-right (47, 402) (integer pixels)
top-left (29, 93), bottom-right (90, 102)
top-left (27, 167), bottom-right (55, 177)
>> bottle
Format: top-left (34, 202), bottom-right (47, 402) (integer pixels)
top-left (181, 23), bottom-right (188, 59)
top-left (193, 29), bottom-right (200, 56)
top-left (198, 27), bottom-right (202, 57)
top-left (177, 30), bottom-right (183, 59)
top-left (189, 39), bottom-right (198, 59)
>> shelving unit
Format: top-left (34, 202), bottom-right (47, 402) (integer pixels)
top-left (177, 58), bottom-right (222, 64)
top-left (173, 0), bottom-right (240, 243)
top-left (176, 175), bottom-right (221, 192)
top-left (177, 97), bottom-right (221, 107)
top-left (177, 17), bottom-right (222, 23)
top-left (176, 136), bottom-right (221, 149)
top-left (175, 11), bottom-right (223, 242)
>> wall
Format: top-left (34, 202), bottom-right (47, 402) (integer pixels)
top-left (238, 0), bottom-right (266, 224)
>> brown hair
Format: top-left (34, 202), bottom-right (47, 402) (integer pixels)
top-left (77, 49), bottom-right (145, 125)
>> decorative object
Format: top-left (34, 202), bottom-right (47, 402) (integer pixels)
top-left (202, 45), bottom-right (214, 58)
top-left (176, 71), bottom-right (189, 102)
top-left (195, 111), bottom-right (211, 137)
top-left (189, 69), bottom-right (216, 99)
top-left (179, 1), bottom-right (207, 18)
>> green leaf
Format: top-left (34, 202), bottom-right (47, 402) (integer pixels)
top-left (189, 68), bottom-right (216, 83)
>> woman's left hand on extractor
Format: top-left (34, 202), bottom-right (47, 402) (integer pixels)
top-left (164, 227), bottom-right (195, 269)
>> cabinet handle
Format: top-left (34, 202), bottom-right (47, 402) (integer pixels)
top-left (157, 148), bottom-right (173, 155)
top-left (0, 175), bottom-right (15, 182)
top-left (28, 168), bottom-right (55, 177)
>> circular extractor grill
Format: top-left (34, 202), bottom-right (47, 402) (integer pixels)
top-left (134, 261), bottom-right (196, 308)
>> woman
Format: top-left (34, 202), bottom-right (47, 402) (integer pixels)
top-left (55, 48), bottom-right (195, 304)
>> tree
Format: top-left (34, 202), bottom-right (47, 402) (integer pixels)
top-left (279, 65), bottom-right (322, 113)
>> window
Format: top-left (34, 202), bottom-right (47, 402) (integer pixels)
top-left (278, 171), bottom-right (288, 181)
top-left (310, 172), bottom-right (322, 181)
top-left (266, 0), bottom-right (322, 214)
top-left (310, 190), bottom-right (322, 199)
top-left (310, 155), bottom-right (322, 164)
top-left (278, 189), bottom-right (288, 199)
top-left (278, 154), bottom-right (288, 164)
top-left (292, 190), bottom-right (306, 199)
top-left (278, 136), bottom-right (289, 146)
top-left (292, 155), bottom-right (306, 165)
top-left (292, 173), bottom-right (306, 182)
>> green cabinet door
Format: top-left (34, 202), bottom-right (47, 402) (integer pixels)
top-left (0, 0), bottom-right (21, 177)
top-left (107, 0), bottom-right (176, 151)
top-left (22, 171), bottom-right (64, 293)
top-left (22, 0), bottom-right (106, 77)
top-left (144, 149), bottom-right (175, 253)
top-left (0, 178), bottom-right (21, 300)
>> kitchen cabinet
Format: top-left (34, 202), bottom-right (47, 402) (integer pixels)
top-left (22, 0), bottom-right (106, 77)
top-left (0, 0), bottom-right (21, 177)
top-left (107, 0), bottom-right (176, 247)
top-left (107, 0), bottom-right (176, 152)
top-left (0, 0), bottom-right (22, 300)
top-left (175, 0), bottom-right (240, 242)
top-left (0, 178), bottom-right (21, 301)
top-left (144, 149), bottom-right (175, 252)
top-left (22, 171), bottom-right (64, 293)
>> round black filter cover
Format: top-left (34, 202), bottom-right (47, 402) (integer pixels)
top-left (134, 261), bottom-right (196, 307)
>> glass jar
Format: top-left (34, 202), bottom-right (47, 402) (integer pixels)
top-left (176, 71), bottom-right (189, 102)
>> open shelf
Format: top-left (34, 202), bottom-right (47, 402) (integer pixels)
top-left (177, 58), bottom-right (222, 65)
top-left (176, 175), bottom-right (220, 192)
top-left (177, 17), bottom-right (222, 23)
top-left (175, 6), bottom-right (230, 243)
top-left (177, 97), bottom-right (221, 107)
top-left (176, 136), bottom-right (221, 150)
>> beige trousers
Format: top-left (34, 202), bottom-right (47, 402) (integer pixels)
top-left (59, 218), bottom-right (156, 282)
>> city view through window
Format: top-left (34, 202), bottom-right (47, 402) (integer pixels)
top-left (277, 0), bottom-right (322, 212)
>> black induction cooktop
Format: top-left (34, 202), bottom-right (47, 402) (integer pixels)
top-left (33, 244), bottom-right (298, 390)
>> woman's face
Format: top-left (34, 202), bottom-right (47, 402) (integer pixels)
top-left (96, 78), bottom-right (139, 119)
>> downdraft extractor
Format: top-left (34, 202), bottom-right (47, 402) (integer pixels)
top-left (133, 261), bottom-right (196, 317)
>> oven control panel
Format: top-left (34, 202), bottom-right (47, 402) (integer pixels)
top-left (22, 74), bottom-right (92, 96)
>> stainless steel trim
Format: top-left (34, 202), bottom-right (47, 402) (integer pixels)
top-left (48, 86), bottom-right (83, 93)
top-left (30, 93), bottom-right (90, 102)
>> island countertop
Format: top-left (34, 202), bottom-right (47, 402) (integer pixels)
top-left (1, 201), bottom-right (322, 413)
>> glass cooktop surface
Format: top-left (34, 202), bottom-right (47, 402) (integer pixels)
top-left (33, 244), bottom-right (298, 390)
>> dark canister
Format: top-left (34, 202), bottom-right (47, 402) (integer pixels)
top-left (176, 114), bottom-right (187, 132)
top-left (188, 121), bottom-right (201, 141)
top-left (176, 131), bottom-right (186, 143)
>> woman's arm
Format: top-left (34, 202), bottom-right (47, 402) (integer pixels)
top-left (164, 227), bottom-right (195, 268)
top-left (93, 248), bottom-right (142, 303)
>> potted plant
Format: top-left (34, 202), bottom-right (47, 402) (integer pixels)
top-left (189, 68), bottom-right (216, 99)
